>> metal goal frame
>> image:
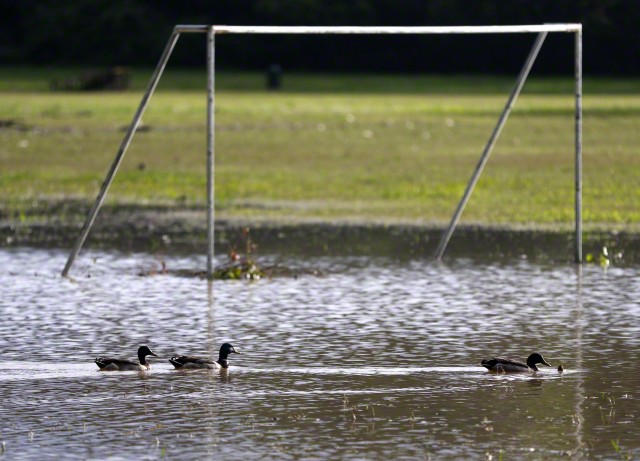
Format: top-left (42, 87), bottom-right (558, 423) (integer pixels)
top-left (62, 24), bottom-right (583, 278)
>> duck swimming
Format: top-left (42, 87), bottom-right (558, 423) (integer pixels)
top-left (169, 343), bottom-right (239, 370)
top-left (95, 345), bottom-right (158, 371)
top-left (481, 353), bottom-right (551, 373)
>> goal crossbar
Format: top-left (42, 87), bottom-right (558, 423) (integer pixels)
top-left (62, 24), bottom-right (583, 278)
top-left (176, 24), bottom-right (582, 34)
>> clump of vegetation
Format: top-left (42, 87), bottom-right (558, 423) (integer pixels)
top-left (611, 439), bottom-right (632, 461)
top-left (137, 257), bottom-right (168, 277)
top-left (138, 227), bottom-right (319, 280)
top-left (584, 245), bottom-right (627, 267)
top-left (213, 228), bottom-right (264, 280)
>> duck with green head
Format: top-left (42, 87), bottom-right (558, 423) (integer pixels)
top-left (95, 346), bottom-right (158, 371)
top-left (481, 353), bottom-right (551, 373)
top-left (169, 343), bottom-right (239, 370)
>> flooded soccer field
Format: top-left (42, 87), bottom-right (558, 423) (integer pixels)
top-left (0, 247), bottom-right (638, 460)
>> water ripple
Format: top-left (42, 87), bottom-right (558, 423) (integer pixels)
top-left (0, 248), bottom-right (639, 460)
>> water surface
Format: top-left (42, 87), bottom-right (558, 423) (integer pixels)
top-left (0, 248), bottom-right (638, 460)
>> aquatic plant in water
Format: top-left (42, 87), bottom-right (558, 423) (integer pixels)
top-left (585, 246), bottom-right (612, 267)
top-left (214, 228), bottom-right (264, 280)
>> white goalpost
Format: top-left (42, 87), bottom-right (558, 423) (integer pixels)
top-left (62, 24), bottom-right (583, 278)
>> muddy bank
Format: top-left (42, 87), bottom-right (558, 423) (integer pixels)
top-left (1, 203), bottom-right (638, 265)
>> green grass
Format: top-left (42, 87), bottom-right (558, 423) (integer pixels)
top-left (4, 66), bottom-right (640, 95)
top-left (1, 68), bottom-right (639, 227)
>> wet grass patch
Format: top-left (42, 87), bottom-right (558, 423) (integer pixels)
top-left (1, 70), bottom-right (639, 233)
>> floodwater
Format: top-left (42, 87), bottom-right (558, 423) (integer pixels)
top-left (0, 247), bottom-right (639, 460)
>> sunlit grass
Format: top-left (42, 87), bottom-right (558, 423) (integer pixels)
top-left (1, 70), bottom-right (639, 227)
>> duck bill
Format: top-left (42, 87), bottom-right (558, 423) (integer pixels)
top-left (232, 348), bottom-right (240, 354)
top-left (149, 350), bottom-right (159, 357)
top-left (542, 359), bottom-right (551, 367)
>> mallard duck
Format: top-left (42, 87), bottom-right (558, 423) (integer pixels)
top-left (95, 345), bottom-right (158, 371)
top-left (169, 343), bottom-right (239, 370)
top-left (481, 353), bottom-right (551, 373)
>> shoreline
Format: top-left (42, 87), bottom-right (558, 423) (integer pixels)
top-left (2, 204), bottom-right (638, 265)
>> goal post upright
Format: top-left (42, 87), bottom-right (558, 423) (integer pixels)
top-left (61, 23), bottom-right (583, 277)
top-left (206, 26), bottom-right (215, 279)
top-left (575, 28), bottom-right (583, 264)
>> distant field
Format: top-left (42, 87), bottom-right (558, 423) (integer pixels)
top-left (1, 68), bottom-right (639, 227)
top-left (4, 67), bottom-right (640, 94)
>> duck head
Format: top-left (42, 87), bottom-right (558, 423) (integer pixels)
top-left (526, 353), bottom-right (551, 371)
top-left (219, 343), bottom-right (240, 360)
top-left (137, 345), bottom-right (159, 364)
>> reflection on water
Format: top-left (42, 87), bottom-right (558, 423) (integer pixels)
top-left (0, 247), bottom-right (639, 460)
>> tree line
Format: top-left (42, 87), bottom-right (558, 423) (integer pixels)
top-left (1, 0), bottom-right (638, 75)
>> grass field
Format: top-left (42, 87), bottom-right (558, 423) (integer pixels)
top-left (1, 68), bottom-right (639, 227)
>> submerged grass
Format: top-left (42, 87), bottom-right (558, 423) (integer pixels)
top-left (1, 69), bottom-right (639, 227)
